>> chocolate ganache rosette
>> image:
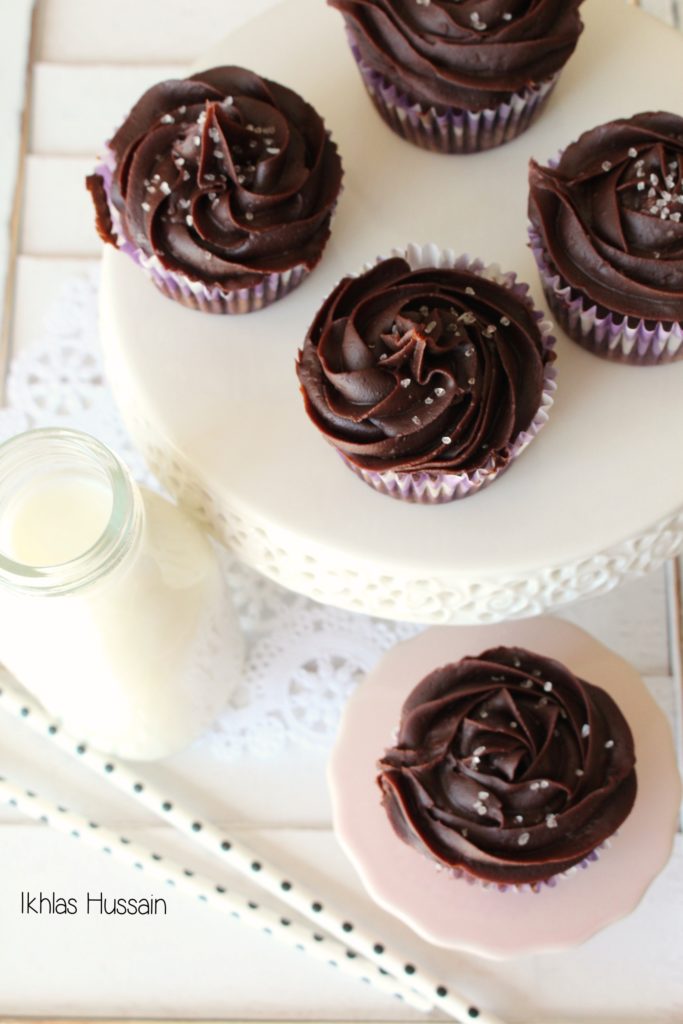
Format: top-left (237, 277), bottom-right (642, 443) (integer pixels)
top-left (86, 67), bottom-right (343, 313)
top-left (296, 247), bottom-right (556, 502)
top-left (378, 647), bottom-right (637, 887)
top-left (328, 0), bottom-right (584, 153)
top-left (529, 112), bottom-right (683, 364)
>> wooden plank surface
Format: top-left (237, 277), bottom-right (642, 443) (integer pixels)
top-left (0, 0), bottom-right (34, 387)
top-left (2, 2), bottom-right (682, 1021)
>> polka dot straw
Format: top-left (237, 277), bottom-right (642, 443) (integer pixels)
top-left (0, 772), bottom-right (430, 1010)
top-left (0, 673), bottom-right (506, 1024)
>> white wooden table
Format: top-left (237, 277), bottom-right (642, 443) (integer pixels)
top-left (0, 2), bottom-right (682, 1022)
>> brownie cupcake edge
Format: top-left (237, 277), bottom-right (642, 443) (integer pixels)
top-left (377, 645), bottom-right (638, 890)
top-left (329, 0), bottom-right (585, 153)
top-left (296, 242), bottom-right (557, 503)
top-left (528, 111), bottom-right (683, 364)
top-left (87, 66), bottom-right (344, 314)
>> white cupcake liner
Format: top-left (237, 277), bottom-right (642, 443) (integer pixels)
top-left (338, 242), bottom-right (557, 504)
top-left (529, 225), bottom-right (683, 365)
top-left (444, 837), bottom-right (610, 895)
top-left (349, 38), bottom-right (558, 154)
top-left (94, 151), bottom-right (311, 314)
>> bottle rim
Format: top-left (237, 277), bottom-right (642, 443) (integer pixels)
top-left (0, 428), bottom-right (141, 595)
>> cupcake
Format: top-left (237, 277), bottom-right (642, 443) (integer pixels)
top-left (528, 111), bottom-right (683, 364)
top-left (378, 646), bottom-right (637, 889)
top-left (296, 243), bottom-right (556, 503)
top-left (328, 0), bottom-right (584, 154)
top-left (86, 67), bottom-right (343, 314)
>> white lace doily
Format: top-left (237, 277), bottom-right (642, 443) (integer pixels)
top-left (1, 267), bottom-right (420, 760)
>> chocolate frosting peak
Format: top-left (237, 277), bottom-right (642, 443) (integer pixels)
top-left (528, 111), bottom-right (683, 322)
top-left (379, 647), bottom-right (637, 885)
top-left (297, 258), bottom-right (551, 474)
top-left (87, 67), bottom-right (343, 289)
top-left (329, 0), bottom-right (584, 111)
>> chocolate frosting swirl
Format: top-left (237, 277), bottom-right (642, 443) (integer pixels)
top-left (296, 258), bottom-right (551, 474)
top-left (329, 0), bottom-right (584, 112)
top-left (378, 647), bottom-right (637, 885)
top-left (529, 111), bottom-right (683, 323)
top-left (86, 67), bottom-right (343, 289)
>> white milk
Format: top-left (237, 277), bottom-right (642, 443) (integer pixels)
top-left (0, 430), bottom-right (243, 760)
top-left (1, 471), bottom-right (113, 566)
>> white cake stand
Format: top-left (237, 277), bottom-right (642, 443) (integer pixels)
top-left (328, 618), bottom-right (682, 958)
top-left (99, 0), bottom-right (683, 625)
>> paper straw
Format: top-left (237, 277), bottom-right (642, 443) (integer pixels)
top-left (0, 673), bottom-right (507, 1024)
top-left (0, 772), bottom-right (432, 1012)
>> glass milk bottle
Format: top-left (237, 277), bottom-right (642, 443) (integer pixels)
top-left (0, 428), bottom-right (243, 760)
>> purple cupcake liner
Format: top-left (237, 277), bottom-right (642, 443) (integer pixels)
top-left (443, 837), bottom-right (610, 896)
top-left (338, 243), bottom-right (557, 505)
top-left (95, 151), bottom-right (311, 315)
top-left (349, 41), bottom-right (558, 155)
top-left (529, 225), bottom-right (683, 365)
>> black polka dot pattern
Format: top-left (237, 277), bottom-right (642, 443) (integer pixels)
top-left (0, 689), bottom-right (471, 1017)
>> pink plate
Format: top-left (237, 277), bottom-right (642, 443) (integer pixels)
top-left (328, 617), bottom-right (681, 959)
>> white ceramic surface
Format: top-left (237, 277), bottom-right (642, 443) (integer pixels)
top-left (99, 0), bottom-right (683, 624)
top-left (328, 617), bottom-right (682, 959)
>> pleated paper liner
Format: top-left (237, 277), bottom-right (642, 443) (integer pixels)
top-left (337, 242), bottom-right (557, 504)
